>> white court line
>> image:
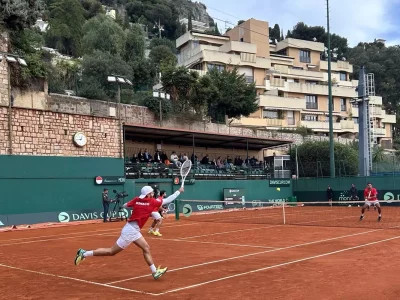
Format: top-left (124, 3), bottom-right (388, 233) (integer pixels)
top-left (178, 225), bottom-right (280, 240)
top-left (0, 222), bottom-right (204, 246)
top-left (106, 228), bottom-right (380, 284)
top-left (147, 236), bottom-right (276, 249)
top-left (155, 234), bottom-right (400, 296)
top-left (0, 263), bottom-right (156, 296)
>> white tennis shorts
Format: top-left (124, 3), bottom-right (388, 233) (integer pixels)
top-left (116, 222), bottom-right (142, 249)
top-left (151, 212), bottom-right (162, 220)
top-left (366, 200), bottom-right (379, 207)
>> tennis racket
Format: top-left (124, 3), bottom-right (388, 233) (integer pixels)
top-left (180, 159), bottom-right (192, 188)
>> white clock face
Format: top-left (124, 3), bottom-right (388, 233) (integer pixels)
top-left (73, 132), bottom-right (87, 147)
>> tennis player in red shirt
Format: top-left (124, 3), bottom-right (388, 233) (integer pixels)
top-left (148, 190), bottom-right (167, 236)
top-left (360, 182), bottom-right (381, 221)
top-left (74, 185), bottom-right (184, 280)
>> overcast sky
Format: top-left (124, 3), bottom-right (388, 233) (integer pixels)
top-left (201, 0), bottom-right (400, 47)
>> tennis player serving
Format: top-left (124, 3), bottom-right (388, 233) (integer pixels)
top-left (360, 182), bottom-right (381, 221)
top-left (74, 185), bottom-right (184, 280)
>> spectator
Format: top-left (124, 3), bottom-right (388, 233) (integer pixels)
top-left (216, 156), bottom-right (223, 168)
top-left (143, 149), bottom-right (151, 162)
top-left (350, 184), bottom-right (358, 200)
top-left (154, 150), bottom-right (161, 163)
top-left (191, 153), bottom-right (198, 164)
top-left (138, 149), bottom-right (144, 162)
top-left (183, 153), bottom-right (188, 161)
top-left (201, 154), bottom-right (209, 165)
top-left (170, 151), bottom-right (181, 167)
top-left (131, 154), bottom-right (138, 163)
top-left (160, 151), bottom-right (168, 163)
top-left (179, 153), bottom-right (184, 162)
top-left (327, 185), bottom-right (333, 206)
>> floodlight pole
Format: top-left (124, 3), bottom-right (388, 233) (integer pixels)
top-left (327, 0), bottom-right (335, 178)
top-left (117, 82), bottom-right (122, 159)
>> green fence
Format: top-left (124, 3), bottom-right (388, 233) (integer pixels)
top-left (0, 155), bottom-right (126, 226)
top-left (293, 177), bottom-right (400, 202)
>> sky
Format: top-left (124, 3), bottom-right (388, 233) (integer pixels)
top-left (201, 0), bottom-right (400, 47)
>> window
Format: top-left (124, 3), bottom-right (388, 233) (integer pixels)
top-left (353, 117), bottom-right (359, 124)
top-left (306, 80), bottom-right (318, 85)
top-left (207, 63), bottom-right (224, 72)
top-left (340, 98), bottom-right (347, 111)
top-left (327, 98), bottom-right (334, 111)
top-left (263, 110), bottom-right (278, 119)
top-left (339, 72), bottom-right (346, 81)
top-left (303, 115), bottom-right (318, 121)
top-left (305, 95), bottom-right (318, 109)
top-left (300, 50), bottom-right (311, 63)
top-left (287, 111), bottom-right (295, 125)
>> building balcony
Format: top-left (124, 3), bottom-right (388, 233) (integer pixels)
top-left (372, 128), bottom-right (386, 136)
top-left (272, 65), bottom-right (323, 80)
top-left (258, 94), bottom-right (306, 110)
top-left (301, 120), bottom-right (341, 131)
top-left (265, 80), bottom-right (357, 98)
top-left (230, 117), bottom-right (284, 127)
top-left (320, 60), bottom-right (353, 73)
top-left (219, 41), bottom-right (257, 54)
top-left (340, 120), bottom-right (358, 133)
top-left (382, 113), bottom-right (396, 124)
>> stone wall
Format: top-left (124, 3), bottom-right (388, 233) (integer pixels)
top-left (0, 32), bottom-right (9, 106)
top-left (0, 106), bottom-right (121, 157)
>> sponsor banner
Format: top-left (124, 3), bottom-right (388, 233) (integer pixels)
top-left (57, 208), bottom-right (131, 223)
top-left (269, 179), bottom-right (291, 187)
top-left (223, 188), bottom-right (245, 208)
top-left (173, 176), bottom-right (196, 185)
top-left (94, 176), bottom-right (125, 185)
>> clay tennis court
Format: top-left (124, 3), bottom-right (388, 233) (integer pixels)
top-left (1, 203), bottom-right (400, 300)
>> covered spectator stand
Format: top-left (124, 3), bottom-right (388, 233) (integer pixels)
top-left (123, 125), bottom-right (292, 180)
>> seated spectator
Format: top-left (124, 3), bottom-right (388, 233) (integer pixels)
top-left (160, 151), bottom-right (168, 163)
top-left (191, 153), bottom-right (198, 164)
top-left (216, 156), bottom-right (223, 168)
top-left (131, 154), bottom-right (138, 163)
top-left (154, 150), bottom-right (161, 163)
top-left (201, 154), bottom-right (209, 165)
top-left (170, 151), bottom-right (181, 167)
top-left (138, 149), bottom-right (144, 162)
top-left (250, 156), bottom-right (257, 166)
top-left (183, 153), bottom-right (188, 161)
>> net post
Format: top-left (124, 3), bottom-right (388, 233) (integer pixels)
top-left (175, 199), bottom-right (180, 221)
top-left (282, 201), bottom-right (286, 225)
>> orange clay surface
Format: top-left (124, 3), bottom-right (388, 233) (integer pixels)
top-left (0, 216), bottom-right (400, 300)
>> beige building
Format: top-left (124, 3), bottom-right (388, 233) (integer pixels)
top-left (175, 18), bottom-right (396, 146)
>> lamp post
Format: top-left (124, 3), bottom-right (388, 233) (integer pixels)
top-left (153, 19), bottom-right (164, 39)
top-left (107, 75), bottom-right (133, 159)
top-left (153, 90), bottom-right (170, 127)
top-left (326, 0), bottom-right (335, 178)
top-left (0, 53), bottom-right (28, 155)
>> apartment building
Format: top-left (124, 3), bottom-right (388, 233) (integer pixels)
top-left (175, 18), bottom-right (396, 146)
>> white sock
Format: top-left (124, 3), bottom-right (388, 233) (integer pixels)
top-left (83, 251), bottom-right (93, 257)
top-left (150, 264), bottom-right (157, 273)
top-left (155, 228), bottom-right (159, 232)
top-left (149, 227), bottom-right (153, 231)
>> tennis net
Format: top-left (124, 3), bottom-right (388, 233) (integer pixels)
top-left (174, 199), bottom-right (400, 229)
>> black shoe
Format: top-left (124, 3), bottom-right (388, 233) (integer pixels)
top-left (360, 215), bottom-right (364, 221)
top-left (378, 216), bottom-right (381, 222)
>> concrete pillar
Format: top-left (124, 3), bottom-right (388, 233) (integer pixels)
top-left (0, 31), bottom-right (9, 106)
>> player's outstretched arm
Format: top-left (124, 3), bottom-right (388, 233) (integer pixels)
top-left (162, 187), bottom-right (184, 205)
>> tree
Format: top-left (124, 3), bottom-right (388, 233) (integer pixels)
top-left (237, 20), bottom-right (245, 25)
top-left (79, 50), bottom-right (132, 100)
top-left (149, 45), bottom-right (177, 70)
top-left (82, 14), bottom-right (126, 56)
top-left (149, 37), bottom-right (176, 53)
top-left (269, 24), bottom-right (281, 42)
top-left (81, 0), bottom-right (104, 20)
top-left (124, 23), bottom-right (146, 61)
top-left (45, 0), bottom-right (85, 56)
top-left (206, 67), bottom-right (258, 122)
top-left (289, 141), bottom-right (359, 177)
top-left (0, 0), bottom-right (44, 30)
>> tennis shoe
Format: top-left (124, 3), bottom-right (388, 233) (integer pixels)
top-left (74, 248), bottom-right (86, 266)
top-left (155, 231), bottom-right (162, 237)
top-left (153, 266), bottom-right (168, 280)
top-left (360, 215), bottom-right (364, 221)
top-left (378, 215), bottom-right (382, 222)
